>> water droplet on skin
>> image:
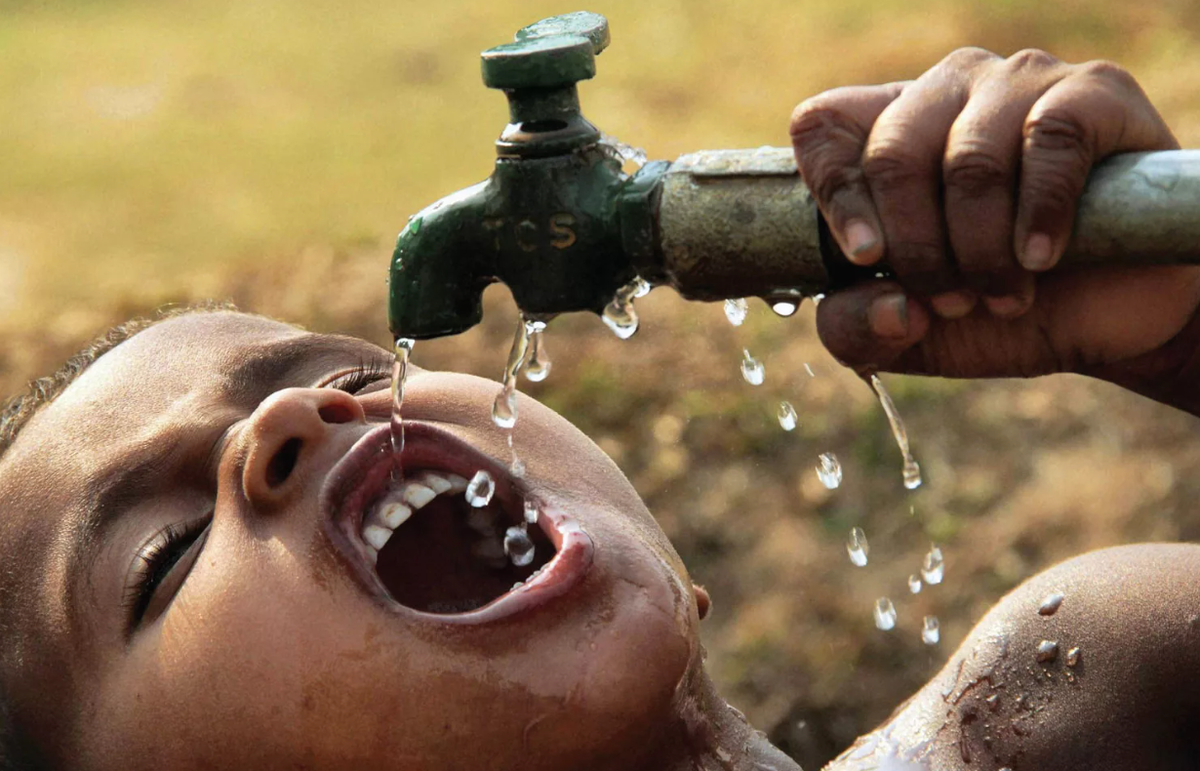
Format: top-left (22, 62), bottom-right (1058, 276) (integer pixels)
top-left (921, 545), bottom-right (945, 585)
top-left (523, 500), bottom-right (539, 524)
top-left (870, 374), bottom-right (922, 490)
top-left (777, 401), bottom-right (797, 431)
top-left (816, 452), bottom-right (842, 489)
top-left (1065, 646), bottom-right (1082, 667)
top-left (922, 615), bottom-right (940, 645)
top-left (504, 525), bottom-right (536, 567)
top-left (1038, 592), bottom-right (1065, 616)
top-left (874, 597), bottom-right (897, 631)
top-left (771, 300), bottom-right (798, 317)
top-left (1036, 639), bottom-right (1059, 663)
top-left (908, 574), bottom-right (922, 594)
top-left (724, 298), bottom-right (749, 326)
top-left (740, 349), bottom-right (765, 385)
top-left (846, 527), bottom-right (869, 567)
top-left (466, 470), bottom-right (495, 508)
top-left (804, 363), bottom-right (816, 378)
top-left (986, 694), bottom-right (1001, 711)
top-left (524, 321), bottom-right (551, 382)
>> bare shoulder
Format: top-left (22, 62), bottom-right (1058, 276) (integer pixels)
top-left (827, 543), bottom-right (1200, 771)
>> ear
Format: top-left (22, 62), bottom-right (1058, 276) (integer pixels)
top-left (692, 583), bottom-right (711, 620)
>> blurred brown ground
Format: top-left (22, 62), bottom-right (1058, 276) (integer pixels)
top-left (4, 1), bottom-right (1200, 767)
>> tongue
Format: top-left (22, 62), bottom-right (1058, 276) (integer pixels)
top-left (374, 493), bottom-right (555, 613)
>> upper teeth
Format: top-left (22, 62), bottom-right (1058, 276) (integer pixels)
top-left (361, 471), bottom-right (468, 559)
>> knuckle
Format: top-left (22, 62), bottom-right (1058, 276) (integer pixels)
top-left (1076, 59), bottom-right (1138, 90)
top-left (940, 46), bottom-right (1000, 71)
top-left (1024, 108), bottom-right (1092, 155)
top-left (1004, 48), bottom-right (1061, 73)
top-left (1021, 162), bottom-right (1085, 216)
top-left (862, 140), bottom-right (926, 191)
top-left (943, 147), bottom-right (1012, 196)
top-left (789, 93), bottom-right (864, 145)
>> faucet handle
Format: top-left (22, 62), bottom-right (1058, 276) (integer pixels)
top-left (481, 12), bottom-right (610, 90)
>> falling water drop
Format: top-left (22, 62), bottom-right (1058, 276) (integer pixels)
top-left (816, 452), bottom-right (842, 489)
top-left (724, 298), bottom-right (749, 326)
top-left (874, 598), bottom-right (897, 631)
top-left (741, 349), bottom-right (765, 385)
top-left (523, 500), bottom-right (539, 525)
top-left (465, 470), bottom-right (495, 508)
top-left (908, 575), bottom-right (923, 594)
top-left (777, 401), bottom-right (798, 431)
top-left (492, 319), bottom-right (534, 429)
top-left (504, 525), bottom-right (536, 567)
top-left (846, 527), bottom-right (869, 567)
top-left (602, 277), bottom-right (650, 340)
top-left (771, 300), bottom-right (798, 317)
top-left (869, 374), bottom-right (922, 490)
top-left (524, 321), bottom-right (551, 382)
top-left (922, 616), bottom-right (941, 645)
top-left (390, 338), bottom-right (416, 475)
top-left (921, 545), bottom-right (945, 585)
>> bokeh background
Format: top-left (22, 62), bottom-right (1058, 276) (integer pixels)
top-left (6, 1), bottom-right (1200, 766)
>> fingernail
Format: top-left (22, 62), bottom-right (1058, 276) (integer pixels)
top-left (844, 220), bottom-right (878, 263)
top-left (868, 293), bottom-right (908, 339)
top-left (983, 293), bottom-right (1031, 318)
top-left (1021, 233), bottom-right (1055, 271)
top-left (929, 290), bottom-right (976, 320)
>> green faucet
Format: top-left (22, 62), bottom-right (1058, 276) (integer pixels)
top-left (389, 11), bottom-right (1200, 341)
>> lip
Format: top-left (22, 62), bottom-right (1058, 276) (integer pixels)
top-left (319, 422), bottom-right (594, 624)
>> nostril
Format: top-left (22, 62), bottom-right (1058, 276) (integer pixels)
top-left (266, 438), bottom-right (302, 488)
top-left (318, 402), bottom-right (357, 425)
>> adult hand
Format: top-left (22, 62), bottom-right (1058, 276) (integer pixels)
top-left (791, 48), bottom-right (1200, 414)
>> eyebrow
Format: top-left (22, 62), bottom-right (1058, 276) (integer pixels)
top-left (63, 332), bottom-right (390, 637)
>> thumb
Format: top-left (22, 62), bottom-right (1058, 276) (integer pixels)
top-left (816, 282), bottom-right (931, 372)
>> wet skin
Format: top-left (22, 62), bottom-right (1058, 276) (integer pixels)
top-left (826, 544), bottom-right (1200, 771)
top-left (0, 312), bottom-right (704, 771)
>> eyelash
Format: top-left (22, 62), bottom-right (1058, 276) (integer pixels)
top-left (324, 359), bottom-right (393, 395)
top-left (123, 517), bottom-right (210, 629)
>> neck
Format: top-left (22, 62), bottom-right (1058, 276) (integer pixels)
top-left (636, 665), bottom-right (801, 771)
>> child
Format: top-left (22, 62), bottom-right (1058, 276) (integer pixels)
top-left (0, 47), bottom-right (1195, 771)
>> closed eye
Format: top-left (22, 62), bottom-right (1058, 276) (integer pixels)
top-left (320, 358), bottom-right (393, 396)
top-left (123, 516), bottom-right (211, 636)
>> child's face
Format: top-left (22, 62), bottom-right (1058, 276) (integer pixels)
top-left (0, 312), bottom-right (701, 770)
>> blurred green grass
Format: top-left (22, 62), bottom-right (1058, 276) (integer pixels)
top-left (5, 1), bottom-right (1200, 767)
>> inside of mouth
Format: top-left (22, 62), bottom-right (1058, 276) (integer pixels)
top-left (371, 473), bottom-right (556, 614)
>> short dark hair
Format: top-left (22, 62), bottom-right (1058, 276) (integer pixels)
top-left (0, 302), bottom-right (236, 456)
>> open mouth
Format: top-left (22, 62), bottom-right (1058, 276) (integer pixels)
top-left (321, 423), bottom-right (591, 622)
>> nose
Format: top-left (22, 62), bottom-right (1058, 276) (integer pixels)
top-left (240, 387), bottom-right (365, 511)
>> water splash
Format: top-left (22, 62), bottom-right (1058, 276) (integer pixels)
top-left (846, 527), bottom-right (869, 567)
top-left (466, 470), bottom-right (495, 508)
top-left (504, 525), bottom-right (536, 567)
top-left (390, 338), bottom-right (416, 477)
top-left (602, 277), bottom-right (651, 339)
top-left (524, 321), bottom-right (551, 382)
top-left (777, 401), bottom-right (797, 431)
top-left (869, 374), bottom-right (922, 490)
top-left (908, 575), bottom-right (922, 594)
top-left (920, 545), bottom-right (944, 585)
top-left (599, 132), bottom-right (648, 169)
top-left (816, 452), bottom-right (842, 489)
top-left (724, 298), bottom-right (748, 326)
top-left (874, 598), bottom-right (897, 631)
top-left (740, 349), bottom-right (765, 385)
top-left (922, 616), bottom-right (940, 645)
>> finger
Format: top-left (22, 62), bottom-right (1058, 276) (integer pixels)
top-left (944, 49), bottom-right (1067, 303)
top-left (791, 82), bottom-right (907, 265)
top-left (862, 48), bottom-right (1000, 296)
top-left (1015, 60), bottom-right (1180, 272)
top-left (816, 282), bottom-right (931, 371)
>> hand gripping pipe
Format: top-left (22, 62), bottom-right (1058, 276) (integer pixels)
top-left (388, 11), bottom-right (1200, 340)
